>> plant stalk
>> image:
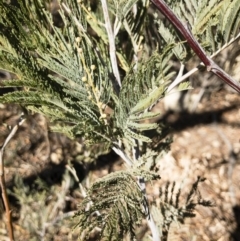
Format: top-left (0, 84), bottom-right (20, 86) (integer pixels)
top-left (0, 114), bottom-right (26, 241)
top-left (151, 0), bottom-right (240, 93)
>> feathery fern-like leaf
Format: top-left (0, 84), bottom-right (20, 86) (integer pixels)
top-left (156, 0), bottom-right (240, 57)
top-left (73, 171), bottom-right (147, 241)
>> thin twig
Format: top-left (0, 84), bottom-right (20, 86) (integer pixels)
top-left (65, 164), bottom-right (87, 198)
top-left (0, 113), bottom-right (26, 241)
top-left (167, 63), bottom-right (185, 92)
top-left (167, 65), bottom-right (199, 93)
top-left (66, 164), bottom-right (101, 217)
top-left (151, 0), bottom-right (240, 93)
top-left (112, 145), bottom-right (133, 166)
top-left (210, 32), bottom-right (240, 59)
top-left (166, 36), bottom-right (240, 92)
top-left (100, 0), bottom-right (121, 88)
top-left (113, 17), bottom-right (121, 37)
top-left (147, 213), bottom-right (162, 241)
top-left (133, 139), bottom-right (161, 241)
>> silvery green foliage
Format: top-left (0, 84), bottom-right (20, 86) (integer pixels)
top-left (0, 0), bottom-right (237, 240)
top-left (156, 0), bottom-right (240, 58)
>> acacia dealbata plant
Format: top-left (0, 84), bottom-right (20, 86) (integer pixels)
top-left (0, 0), bottom-right (240, 240)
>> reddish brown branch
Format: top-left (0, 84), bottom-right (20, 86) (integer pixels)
top-left (151, 0), bottom-right (240, 93)
top-left (0, 114), bottom-right (26, 241)
top-left (0, 170), bottom-right (14, 240)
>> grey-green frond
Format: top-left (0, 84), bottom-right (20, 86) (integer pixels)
top-left (114, 51), bottom-right (174, 145)
top-left (193, 0), bottom-right (240, 52)
top-left (156, 20), bottom-right (187, 61)
top-left (156, 0), bottom-right (240, 58)
top-left (0, 0), bottom-right (114, 142)
top-left (73, 171), bottom-right (147, 241)
top-left (151, 177), bottom-right (214, 239)
top-left (112, 0), bottom-right (140, 20)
